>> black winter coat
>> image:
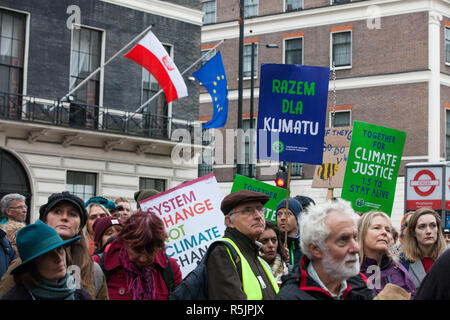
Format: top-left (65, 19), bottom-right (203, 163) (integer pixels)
top-left (0, 229), bottom-right (16, 279)
top-left (414, 248), bottom-right (450, 300)
top-left (276, 256), bottom-right (374, 300)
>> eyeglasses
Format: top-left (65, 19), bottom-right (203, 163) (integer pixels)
top-left (9, 205), bottom-right (27, 210)
top-left (232, 205), bottom-right (265, 216)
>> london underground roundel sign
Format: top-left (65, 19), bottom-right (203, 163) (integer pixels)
top-left (410, 169), bottom-right (440, 197)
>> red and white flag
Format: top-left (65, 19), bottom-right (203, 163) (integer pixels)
top-left (124, 31), bottom-right (188, 103)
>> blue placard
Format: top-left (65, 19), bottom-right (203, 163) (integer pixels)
top-left (257, 64), bottom-right (330, 165)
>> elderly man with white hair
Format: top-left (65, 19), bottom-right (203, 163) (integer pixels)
top-left (277, 199), bottom-right (373, 300)
top-left (0, 194), bottom-right (27, 225)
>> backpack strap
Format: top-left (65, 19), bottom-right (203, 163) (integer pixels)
top-left (215, 239), bottom-right (242, 282)
top-left (159, 254), bottom-right (175, 293)
top-left (96, 251), bottom-right (111, 281)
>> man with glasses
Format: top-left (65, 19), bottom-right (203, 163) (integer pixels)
top-left (0, 194), bottom-right (27, 225)
top-left (206, 190), bottom-right (279, 300)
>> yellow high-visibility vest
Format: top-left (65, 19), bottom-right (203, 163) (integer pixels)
top-left (221, 237), bottom-right (279, 300)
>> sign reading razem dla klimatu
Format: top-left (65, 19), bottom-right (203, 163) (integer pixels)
top-left (257, 64), bottom-right (330, 164)
top-left (341, 121), bottom-right (406, 215)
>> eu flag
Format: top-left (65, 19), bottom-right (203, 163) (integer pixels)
top-left (193, 51), bottom-right (228, 129)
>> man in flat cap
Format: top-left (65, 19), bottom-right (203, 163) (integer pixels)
top-left (206, 190), bottom-right (279, 300)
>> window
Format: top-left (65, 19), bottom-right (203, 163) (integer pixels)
top-left (330, 110), bottom-right (351, 127)
top-left (244, 0), bottom-right (258, 18)
top-left (201, 48), bottom-right (216, 66)
top-left (139, 177), bottom-right (166, 192)
top-left (447, 110), bottom-right (450, 160)
top-left (332, 0), bottom-right (351, 4)
top-left (66, 171), bottom-right (97, 202)
top-left (332, 31), bottom-right (351, 67)
top-left (242, 118), bottom-right (256, 177)
top-left (284, 38), bottom-right (303, 65)
top-left (285, 0), bottom-right (302, 11)
top-left (141, 44), bottom-right (171, 137)
top-left (202, 0), bottom-right (216, 25)
top-left (446, 27), bottom-right (450, 64)
top-left (70, 27), bottom-right (102, 105)
top-left (198, 129), bottom-right (213, 177)
top-left (290, 163), bottom-right (302, 176)
top-left (243, 43), bottom-right (258, 78)
top-left (0, 9), bottom-right (26, 119)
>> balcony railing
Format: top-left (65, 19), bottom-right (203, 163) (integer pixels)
top-left (0, 91), bottom-right (196, 141)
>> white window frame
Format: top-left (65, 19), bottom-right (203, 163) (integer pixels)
top-left (284, 0), bottom-right (303, 12)
top-left (202, 0), bottom-right (216, 25)
top-left (445, 26), bottom-right (450, 66)
top-left (330, 30), bottom-right (352, 70)
top-left (283, 36), bottom-right (304, 65)
top-left (330, 0), bottom-right (351, 5)
top-left (329, 110), bottom-right (351, 127)
top-left (69, 24), bottom-right (105, 106)
top-left (243, 43), bottom-right (258, 80)
top-left (244, 0), bottom-right (259, 18)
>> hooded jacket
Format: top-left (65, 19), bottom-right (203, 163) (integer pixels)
top-left (360, 256), bottom-right (416, 298)
top-left (276, 255), bottom-right (374, 300)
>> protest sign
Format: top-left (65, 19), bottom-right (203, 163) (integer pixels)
top-left (341, 121), bottom-right (406, 216)
top-left (230, 174), bottom-right (288, 223)
top-left (312, 126), bottom-right (352, 188)
top-left (257, 63), bottom-right (330, 164)
top-left (139, 173), bottom-right (225, 278)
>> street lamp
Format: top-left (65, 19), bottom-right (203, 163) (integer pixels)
top-left (248, 42), bottom-right (278, 177)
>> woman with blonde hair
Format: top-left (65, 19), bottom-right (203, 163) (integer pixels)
top-left (399, 207), bottom-right (446, 289)
top-left (358, 211), bottom-right (416, 298)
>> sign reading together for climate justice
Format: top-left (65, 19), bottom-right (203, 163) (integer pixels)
top-left (341, 121), bottom-right (406, 216)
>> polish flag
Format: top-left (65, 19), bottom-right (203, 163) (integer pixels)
top-left (124, 31), bottom-right (188, 103)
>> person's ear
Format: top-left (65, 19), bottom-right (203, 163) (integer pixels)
top-left (308, 243), bottom-right (323, 260)
top-left (225, 215), bottom-right (233, 228)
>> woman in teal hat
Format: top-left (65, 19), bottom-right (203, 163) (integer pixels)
top-left (1, 220), bottom-right (92, 300)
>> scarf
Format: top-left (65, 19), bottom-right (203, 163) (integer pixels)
top-left (270, 254), bottom-right (288, 285)
top-left (119, 246), bottom-right (156, 300)
top-left (28, 273), bottom-right (76, 300)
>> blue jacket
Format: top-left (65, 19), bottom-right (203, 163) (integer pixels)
top-left (0, 229), bottom-right (17, 279)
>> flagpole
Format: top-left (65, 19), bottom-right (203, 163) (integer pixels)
top-left (124, 38), bottom-right (226, 121)
top-left (60, 24), bottom-right (154, 103)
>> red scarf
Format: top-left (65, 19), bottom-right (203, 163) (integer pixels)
top-left (119, 246), bottom-right (156, 300)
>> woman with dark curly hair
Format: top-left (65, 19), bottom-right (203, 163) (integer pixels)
top-left (258, 221), bottom-right (289, 286)
top-left (93, 211), bottom-right (182, 300)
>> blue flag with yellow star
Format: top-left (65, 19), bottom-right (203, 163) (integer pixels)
top-left (193, 51), bottom-right (228, 129)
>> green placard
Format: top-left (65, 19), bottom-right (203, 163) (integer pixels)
top-left (341, 121), bottom-right (406, 216)
top-left (231, 174), bottom-right (288, 223)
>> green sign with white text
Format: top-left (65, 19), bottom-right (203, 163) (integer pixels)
top-left (231, 174), bottom-right (288, 223)
top-left (341, 121), bottom-right (406, 216)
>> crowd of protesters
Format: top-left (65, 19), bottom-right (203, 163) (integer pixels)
top-left (0, 186), bottom-right (449, 300)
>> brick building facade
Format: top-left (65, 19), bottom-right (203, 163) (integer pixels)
top-left (199, 0), bottom-right (450, 228)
